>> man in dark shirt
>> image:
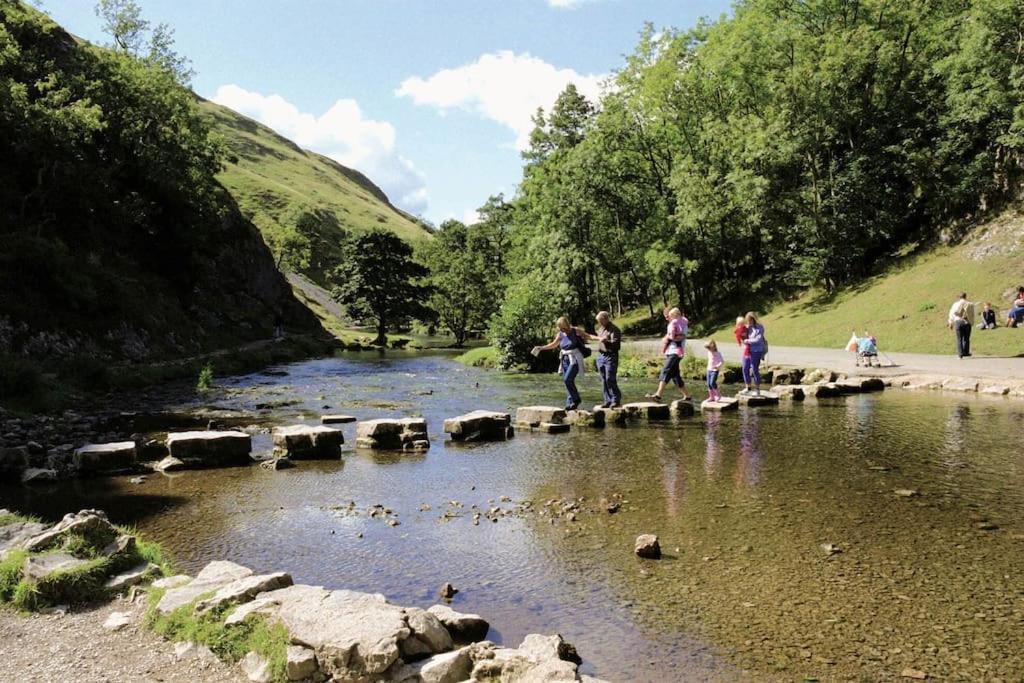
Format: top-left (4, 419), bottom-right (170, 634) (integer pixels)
top-left (589, 311), bottom-right (622, 408)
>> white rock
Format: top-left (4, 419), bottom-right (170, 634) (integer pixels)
top-left (156, 560), bottom-right (253, 615)
top-left (393, 646), bottom-right (473, 683)
top-left (427, 604), bottom-right (489, 642)
top-left (240, 651), bottom-right (273, 683)
top-left (194, 572), bottom-right (293, 614)
top-left (286, 645), bottom-right (317, 681)
top-left (104, 561), bottom-right (160, 591)
top-left (102, 611), bottom-right (132, 631)
top-left (152, 574), bottom-right (192, 590)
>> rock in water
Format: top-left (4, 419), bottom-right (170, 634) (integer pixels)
top-left (355, 418), bottom-right (430, 451)
top-left (165, 431), bottom-right (252, 467)
top-left (443, 411), bottom-right (513, 442)
top-left (670, 399), bottom-right (695, 417)
top-left (153, 455), bottom-right (187, 473)
top-left (621, 402), bottom-right (671, 421)
top-left (272, 424), bottom-right (344, 459)
top-left (565, 409), bottom-right (605, 428)
top-left (20, 467), bottom-right (57, 484)
top-left (427, 604), bottom-right (490, 643)
top-left (0, 447), bottom-right (30, 482)
top-left (514, 406), bottom-right (567, 428)
top-left (634, 534), bottom-right (661, 559)
top-left (439, 582), bottom-right (458, 599)
top-left (73, 442), bottom-right (137, 473)
top-left (321, 414), bottom-right (357, 424)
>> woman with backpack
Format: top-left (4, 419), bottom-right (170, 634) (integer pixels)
top-left (532, 317), bottom-right (590, 410)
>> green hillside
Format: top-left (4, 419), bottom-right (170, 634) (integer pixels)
top-left (200, 100), bottom-right (432, 283)
top-left (707, 207), bottom-right (1024, 356)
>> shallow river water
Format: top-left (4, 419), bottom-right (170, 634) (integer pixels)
top-left (4, 353), bottom-right (1024, 681)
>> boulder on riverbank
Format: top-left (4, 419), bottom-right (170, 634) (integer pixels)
top-left (164, 431), bottom-right (252, 467)
top-left (272, 425), bottom-right (343, 459)
top-left (355, 418), bottom-right (430, 451)
top-left (444, 411), bottom-right (513, 442)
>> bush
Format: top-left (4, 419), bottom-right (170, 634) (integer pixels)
top-left (489, 272), bottom-right (564, 370)
top-left (196, 363), bottom-right (214, 391)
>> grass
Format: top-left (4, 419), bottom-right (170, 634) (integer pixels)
top-left (202, 100), bottom-right (432, 285)
top-left (455, 346), bottom-right (498, 368)
top-left (694, 208), bottom-right (1024, 357)
top-left (146, 589), bottom-right (290, 682)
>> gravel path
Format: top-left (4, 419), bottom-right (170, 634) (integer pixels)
top-left (629, 339), bottom-right (1024, 380)
top-left (0, 598), bottom-right (244, 683)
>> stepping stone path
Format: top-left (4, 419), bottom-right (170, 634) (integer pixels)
top-left (165, 430), bottom-right (252, 467)
top-left (592, 405), bottom-right (627, 424)
top-left (737, 392), bottom-right (780, 407)
top-left (355, 418), bottom-right (430, 451)
top-left (515, 406), bottom-right (567, 428)
top-left (272, 424), bottom-right (344, 459)
top-left (621, 402), bottom-right (671, 421)
top-left (770, 385), bottom-right (806, 400)
top-left (701, 397), bottom-right (739, 411)
top-left (565, 409), bottom-right (604, 428)
top-left (73, 441), bottom-right (137, 473)
top-left (443, 411), bottom-right (513, 442)
top-left (321, 414), bottom-right (357, 424)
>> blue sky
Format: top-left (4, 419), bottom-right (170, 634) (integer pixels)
top-left (41, 0), bottom-right (731, 224)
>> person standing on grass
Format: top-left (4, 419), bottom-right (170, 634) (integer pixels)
top-left (582, 311), bottom-right (622, 408)
top-left (948, 292), bottom-right (975, 358)
top-left (741, 312), bottom-right (767, 395)
top-left (532, 317), bottom-right (588, 410)
top-left (645, 307), bottom-right (693, 403)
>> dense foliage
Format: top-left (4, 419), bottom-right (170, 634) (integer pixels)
top-left (477, 0), bottom-right (1024, 366)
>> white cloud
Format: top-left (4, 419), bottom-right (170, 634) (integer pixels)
top-left (212, 84), bottom-right (428, 214)
top-left (547, 0), bottom-right (598, 8)
top-left (396, 51), bottom-right (605, 150)
top-left (462, 209), bottom-right (481, 225)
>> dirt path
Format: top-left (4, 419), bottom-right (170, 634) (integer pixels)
top-left (0, 598), bottom-right (244, 683)
top-left (629, 339), bottom-right (1024, 381)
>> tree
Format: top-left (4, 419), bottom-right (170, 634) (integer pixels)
top-left (421, 219), bottom-right (496, 346)
top-left (95, 0), bottom-right (193, 83)
top-left (329, 231), bottom-right (430, 345)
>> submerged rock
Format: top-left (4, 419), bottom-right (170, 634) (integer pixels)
top-left (439, 582), bottom-right (458, 600)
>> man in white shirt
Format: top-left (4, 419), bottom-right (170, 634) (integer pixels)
top-left (947, 292), bottom-right (976, 358)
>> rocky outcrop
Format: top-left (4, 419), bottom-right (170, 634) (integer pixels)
top-left (23, 509), bottom-right (118, 553)
top-left (272, 425), bottom-right (344, 459)
top-left (155, 560), bottom-right (254, 615)
top-left (355, 418), bottom-right (430, 451)
top-left (73, 442), bottom-right (137, 473)
top-left (165, 431), bottom-right (252, 467)
top-left (443, 411), bottom-right (514, 442)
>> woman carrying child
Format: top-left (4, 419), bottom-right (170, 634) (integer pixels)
top-left (645, 307), bottom-right (693, 402)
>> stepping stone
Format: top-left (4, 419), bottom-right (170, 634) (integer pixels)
top-left (165, 431), bottom-right (252, 467)
top-left (73, 441), bottom-right (137, 473)
top-left (564, 409), bottom-right (604, 428)
top-left (592, 405), bottom-right (627, 424)
top-left (514, 406), bottom-right (566, 427)
top-left (272, 425), bottom-right (344, 459)
top-left (537, 422), bottom-right (570, 434)
top-left (670, 399), bottom-right (695, 417)
top-left (770, 385), bottom-right (805, 401)
top-left (621, 402), bottom-right (671, 421)
top-left (321, 414), bottom-right (357, 424)
top-left (443, 411), bottom-right (513, 442)
top-left (804, 383), bottom-right (843, 398)
top-left (942, 378), bottom-right (979, 393)
top-left (355, 418), bottom-right (430, 451)
top-left (701, 398), bottom-right (738, 412)
top-left (737, 392), bottom-right (779, 407)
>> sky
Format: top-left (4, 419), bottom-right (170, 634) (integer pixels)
top-left (40, 0), bottom-right (732, 225)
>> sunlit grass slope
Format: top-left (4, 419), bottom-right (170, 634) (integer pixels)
top-left (706, 207), bottom-right (1024, 357)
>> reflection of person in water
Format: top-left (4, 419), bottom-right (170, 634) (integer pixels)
top-left (656, 434), bottom-right (687, 517)
top-left (703, 411), bottom-right (722, 478)
top-left (943, 404), bottom-right (970, 467)
top-left (735, 412), bottom-right (763, 489)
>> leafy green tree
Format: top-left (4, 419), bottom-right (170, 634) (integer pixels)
top-left (95, 0), bottom-right (193, 83)
top-left (330, 231), bottom-right (430, 345)
top-left (420, 220), bottom-right (495, 346)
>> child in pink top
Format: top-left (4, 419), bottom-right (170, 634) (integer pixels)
top-left (704, 340), bottom-right (724, 401)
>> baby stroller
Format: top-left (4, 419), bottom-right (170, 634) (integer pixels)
top-left (855, 335), bottom-right (879, 367)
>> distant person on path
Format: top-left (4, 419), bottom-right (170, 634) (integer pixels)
top-left (704, 340), bottom-right (724, 402)
top-left (646, 307), bottom-right (693, 402)
top-left (947, 293), bottom-right (975, 358)
top-left (582, 311), bottom-right (622, 408)
top-left (978, 303), bottom-right (997, 329)
top-left (856, 333), bottom-right (879, 367)
top-left (741, 312), bottom-right (767, 394)
top-left (532, 317), bottom-right (589, 410)
top-left (1006, 287), bottom-right (1024, 327)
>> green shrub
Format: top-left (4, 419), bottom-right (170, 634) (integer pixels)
top-left (455, 346), bottom-right (498, 369)
top-left (197, 362), bottom-right (215, 391)
top-left (0, 550), bottom-right (28, 602)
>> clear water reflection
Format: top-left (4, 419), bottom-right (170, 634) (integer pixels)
top-left (3, 353), bottom-right (1023, 681)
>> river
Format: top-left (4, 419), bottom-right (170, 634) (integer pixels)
top-left (3, 352), bottom-right (1023, 681)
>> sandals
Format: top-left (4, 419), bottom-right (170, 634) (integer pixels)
top-left (645, 393), bottom-right (663, 402)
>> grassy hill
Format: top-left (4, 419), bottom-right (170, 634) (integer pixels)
top-left (201, 100), bottom-right (432, 284)
top-left (705, 207), bottom-right (1024, 356)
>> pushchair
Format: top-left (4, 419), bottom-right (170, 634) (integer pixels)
top-left (855, 335), bottom-right (879, 367)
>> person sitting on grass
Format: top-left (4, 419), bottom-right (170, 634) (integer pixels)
top-left (979, 303), bottom-right (997, 329)
top-left (645, 307), bottom-right (692, 403)
top-left (1006, 287), bottom-right (1024, 328)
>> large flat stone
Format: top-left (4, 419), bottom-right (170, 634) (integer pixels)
top-left (73, 442), bottom-right (137, 473)
top-left (670, 399), bottom-right (695, 417)
top-left (737, 392), bottom-right (779, 407)
top-left (770, 385), bottom-right (805, 401)
top-left (443, 411), bottom-right (513, 442)
top-left (701, 398), bottom-right (738, 411)
top-left (105, 561), bottom-right (161, 592)
top-left (272, 425), bottom-right (344, 459)
top-left (156, 560), bottom-right (254, 615)
top-left (804, 382), bottom-right (844, 398)
top-left (564, 409), bottom-right (604, 428)
top-left (165, 431), bottom-right (252, 467)
top-left (22, 553), bottom-right (89, 582)
top-left (355, 418), bottom-right (430, 451)
top-left (621, 402), bottom-right (671, 420)
top-left (194, 571), bottom-right (294, 614)
top-left (514, 406), bottom-right (566, 427)
top-left (321, 414), bottom-right (357, 424)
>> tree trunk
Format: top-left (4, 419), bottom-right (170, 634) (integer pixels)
top-left (374, 317), bottom-right (387, 346)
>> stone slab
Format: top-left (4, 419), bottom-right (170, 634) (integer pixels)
top-left (443, 411), bottom-right (513, 442)
top-left (737, 392), bottom-right (779, 407)
top-left (564, 409), bottom-right (604, 428)
top-left (321, 414), bottom-right (357, 424)
top-left (73, 441), bottom-right (137, 473)
top-left (621, 402), bottom-right (671, 421)
top-left (514, 406), bottom-right (566, 427)
top-left (165, 431), bottom-right (252, 467)
top-left (272, 425), bottom-right (344, 459)
top-left (701, 398), bottom-right (738, 412)
top-left (355, 418), bottom-right (430, 451)
top-left (670, 399), bottom-right (695, 417)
